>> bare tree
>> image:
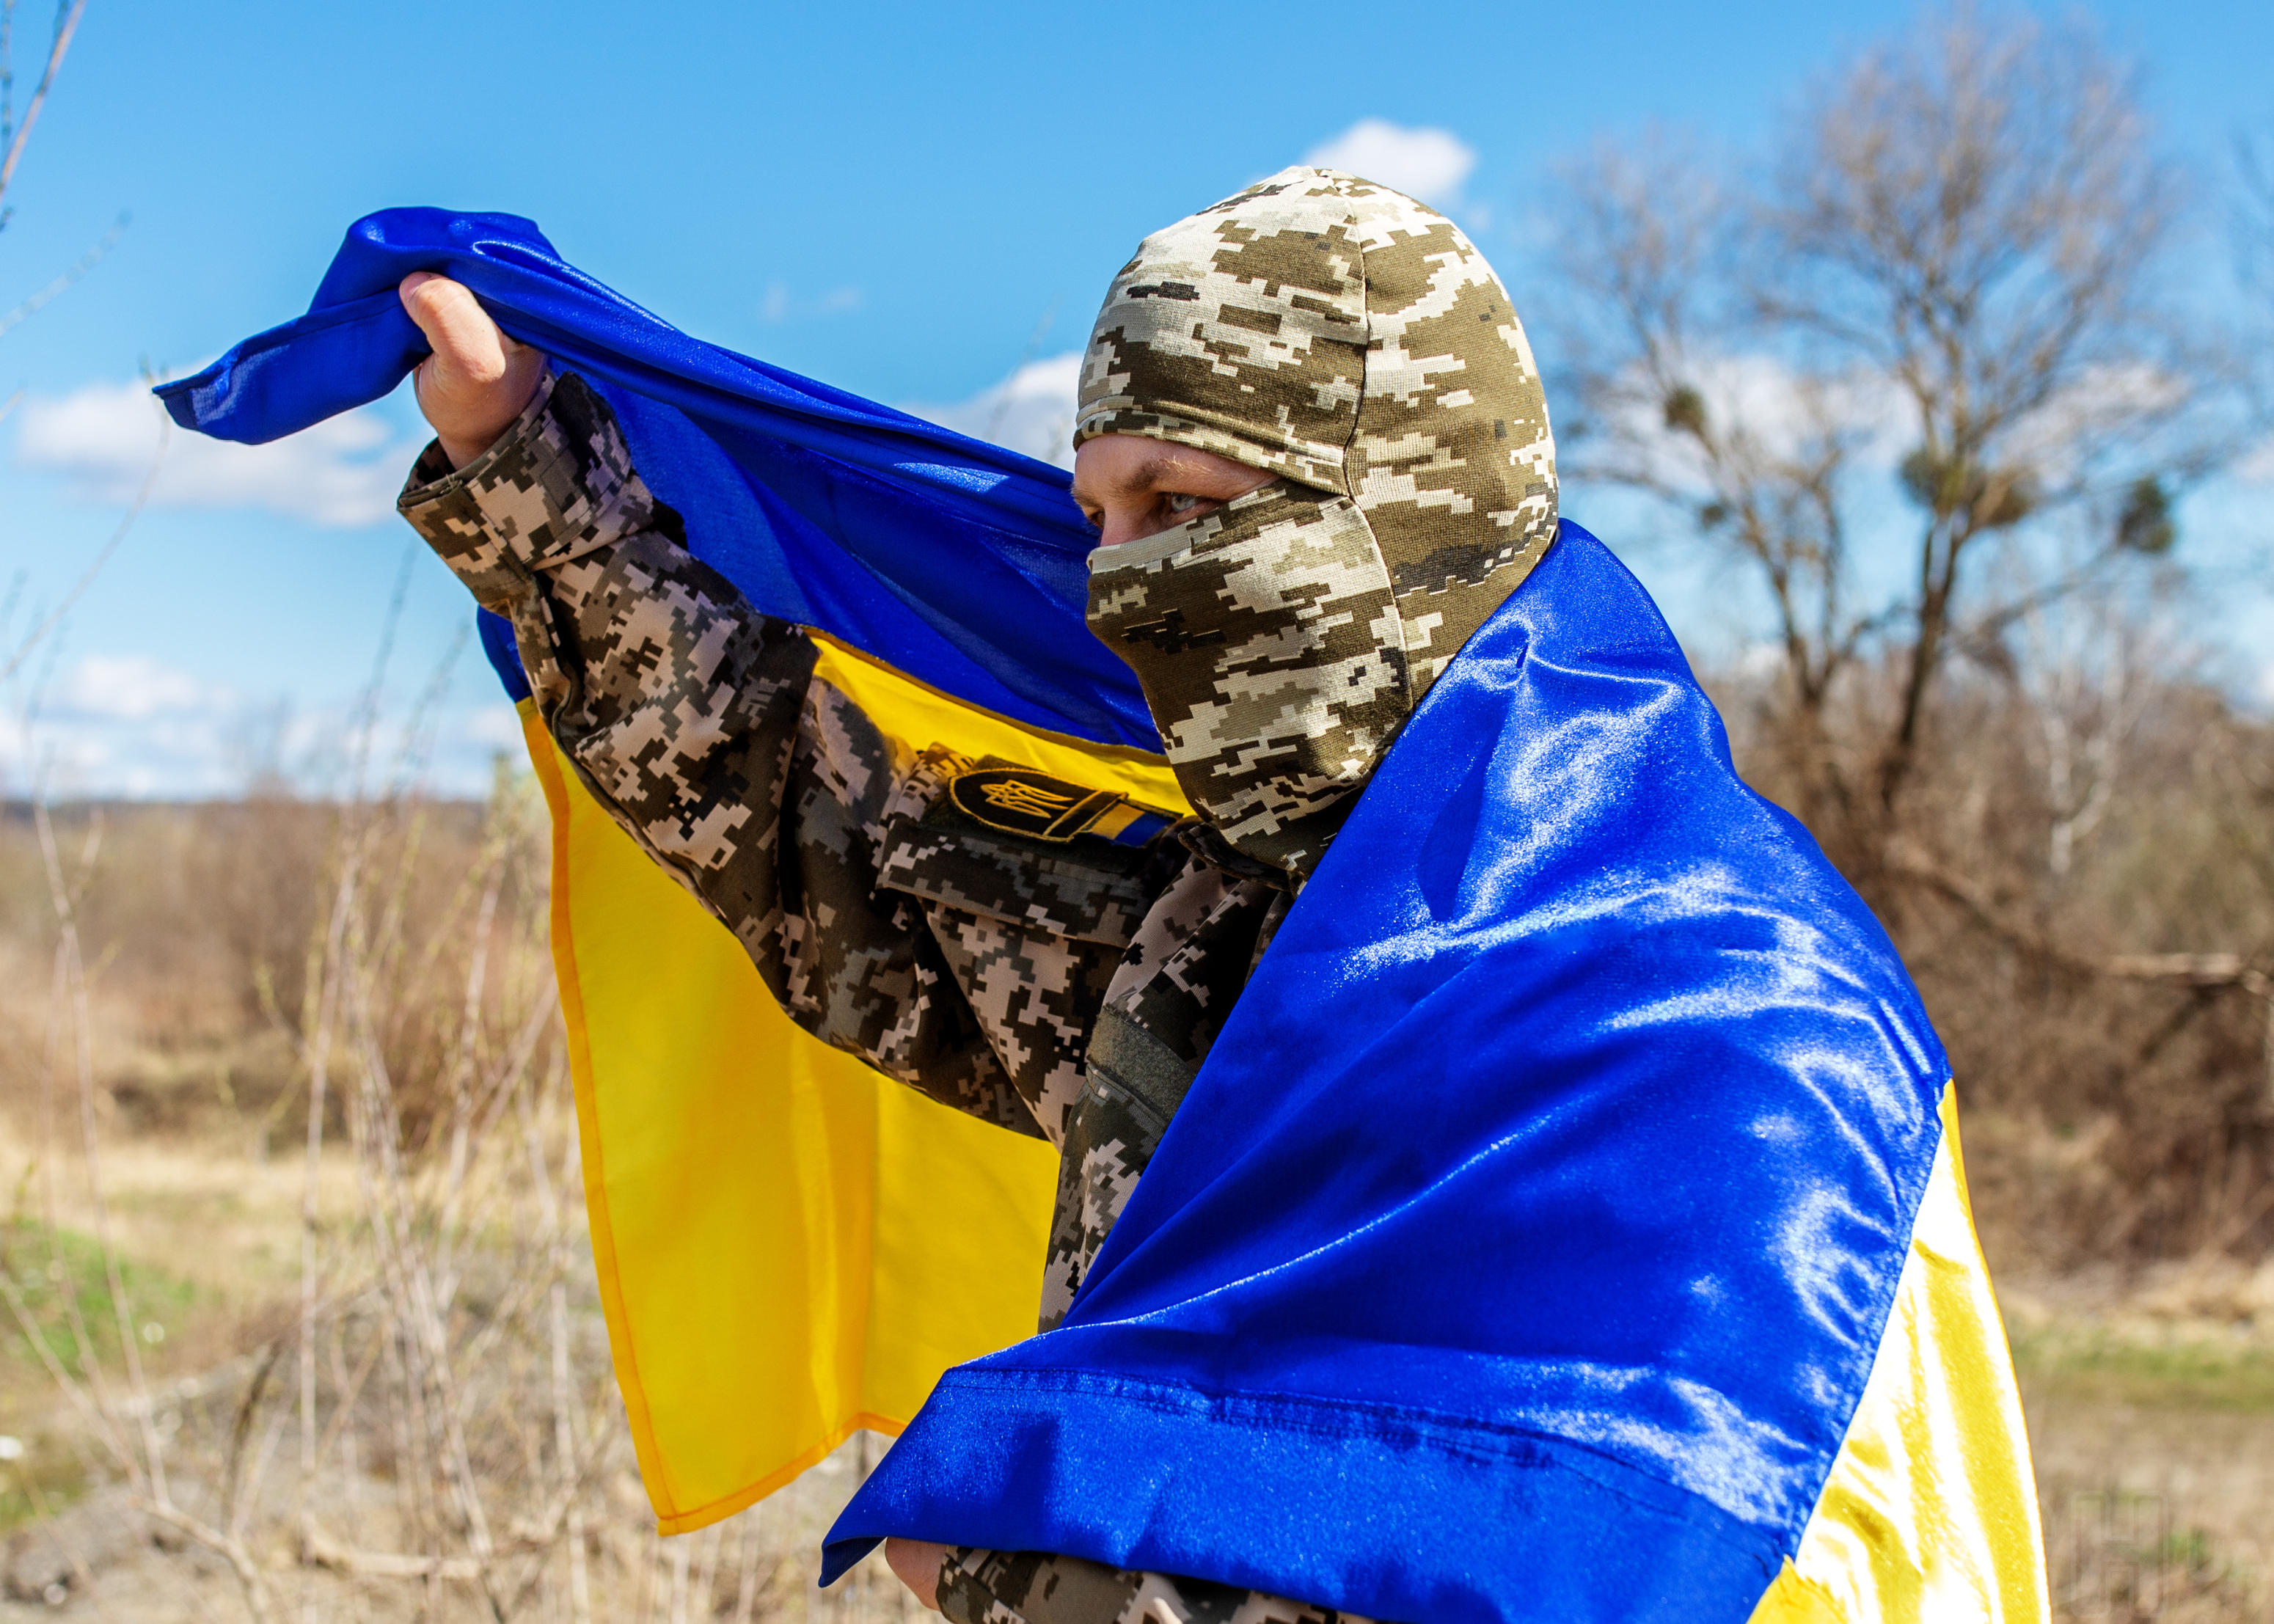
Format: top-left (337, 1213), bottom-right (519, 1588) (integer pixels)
top-left (2012, 569), bottom-right (2163, 883)
top-left (1546, 10), bottom-right (2231, 883)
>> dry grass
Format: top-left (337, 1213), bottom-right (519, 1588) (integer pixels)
top-left (0, 785), bottom-right (926, 1621)
top-left (2007, 1264), bottom-right (2274, 1617)
top-left (0, 761), bottom-right (2267, 1620)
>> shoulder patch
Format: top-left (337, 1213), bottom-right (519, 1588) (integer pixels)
top-left (946, 764), bottom-right (1175, 849)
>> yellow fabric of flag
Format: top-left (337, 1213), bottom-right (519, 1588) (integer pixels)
top-left (520, 634), bottom-right (1191, 1535)
top-left (1746, 1089), bottom-right (2048, 1623)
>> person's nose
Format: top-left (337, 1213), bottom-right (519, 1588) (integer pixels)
top-left (1098, 502), bottom-right (1174, 549)
top-left (1097, 508), bottom-right (1142, 549)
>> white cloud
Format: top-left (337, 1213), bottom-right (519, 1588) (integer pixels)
top-left (1, 653), bottom-right (531, 802)
top-left (17, 378), bottom-right (414, 527)
top-left (1304, 119), bottom-right (1477, 207)
top-left (1734, 641), bottom-right (1786, 681)
top-left (1591, 351), bottom-right (1914, 497)
top-left (2236, 430), bottom-right (2274, 486)
top-left (4, 658), bottom-right (241, 798)
top-left (758, 282), bottom-right (866, 323)
top-left (56, 654), bottom-right (222, 721)
top-left (458, 703), bottom-right (525, 751)
top-left (902, 353), bottom-right (1082, 469)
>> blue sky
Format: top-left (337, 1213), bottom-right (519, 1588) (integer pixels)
top-left (1, 0), bottom-right (2267, 797)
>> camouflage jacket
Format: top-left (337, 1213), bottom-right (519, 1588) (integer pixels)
top-left (399, 370), bottom-right (1290, 1329)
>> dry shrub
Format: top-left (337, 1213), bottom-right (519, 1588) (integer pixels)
top-left (0, 761), bottom-right (929, 1622)
top-left (2044, 1485), bottom-right (2260, 1623)
top-left (1712, 656), bottom-right (2274, 1269)
top-left (0, 793), bottom-right (527, 1149)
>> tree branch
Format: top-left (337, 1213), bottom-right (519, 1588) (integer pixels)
top-left (0, 0), bottom-right (83, 213)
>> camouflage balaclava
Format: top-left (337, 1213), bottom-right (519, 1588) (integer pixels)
top-left (1078, 167), bottom-right (1558, 879)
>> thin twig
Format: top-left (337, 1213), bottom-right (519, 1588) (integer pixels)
top-left (0, 0), bottom-right (85, 208)
top-left (136, 1499), bottom-right (279, 1624)
top-left (34, 801), bottom-right (170, 1506)
top-left (221, 1339), bottom-right (282, 1524)
top-left (32, 918), bottom-right (134, 1482)
top-left (0, 399), bottom-right (164, 687)
top-left (524, 1047), bottom-right (591, 1622)
top-left (306, 1312), bottom-right (387, 1481)
top-left (0, 1266), bottom-right (131, 1476)
top-left (0, 209), bottom-right (124, 339)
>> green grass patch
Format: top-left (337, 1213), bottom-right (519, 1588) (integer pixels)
top-left (0, 1438), bottom-right (89, 1533)
top-left (0, 1224), bottom-right (191, 1532)
top-left (2011, 1324), bottom-right (2274, 1412)
top-left (0, 1221), bottom-right (197, 1377)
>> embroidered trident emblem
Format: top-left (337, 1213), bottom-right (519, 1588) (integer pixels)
top-left (979, 779), bottom-right (1077, 819)
top-left (945, 762), bottom-right (1173, 846)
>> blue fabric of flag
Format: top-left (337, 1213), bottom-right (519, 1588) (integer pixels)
top-left (160, 214), bottom-right (1952, 1624)
top-left (825, 527), bottom-right (1949, 1624)
top-left (154, 209), bottom-right (1157, 749)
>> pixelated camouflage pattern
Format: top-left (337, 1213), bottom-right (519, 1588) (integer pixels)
top-left (401, 373), bottom-right (1307, 1334)
top-left (404, 372), bottom-right (1028, 1133)
top-left (1086, 482), bottom-right (1407, 877)
top-left (1099, 860), bottom-right (1288, 1058)
top-left (1077, 168), bottom-right (1557, 869)
top-left (1038, 858), bottom-right (1289, 1325)
top-left (937, 1546), bottom-right (1378, 1624)
top-left (882, 753), bottom-right (1169, 946)
top-left (1078, 165), bottom-right (1557, 665)
top-left (880, 747), bottom-right (1177, 1148)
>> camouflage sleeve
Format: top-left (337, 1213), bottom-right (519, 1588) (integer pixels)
top-left (397, 370), bottom-right (1031, 1133)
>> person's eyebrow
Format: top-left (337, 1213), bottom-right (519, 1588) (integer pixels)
top-left (1070, 451), bottom-right (1193, 511)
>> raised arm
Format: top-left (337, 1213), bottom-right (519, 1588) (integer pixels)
top-left (395, 277), bottom-right (1029, 1133)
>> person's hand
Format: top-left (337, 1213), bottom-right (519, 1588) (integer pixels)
top-left (399, 271), bottom-right (546, 469)
top-left (885, 1537), bottom-right (947, 1612)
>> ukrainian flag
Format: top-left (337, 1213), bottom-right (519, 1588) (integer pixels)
top-left (161, 208), bottom-right (1168, 1535)
top-left (162, 211), bottom-right (2046, 1623)
top-left (508, 633), bottom-right (1182, 1529)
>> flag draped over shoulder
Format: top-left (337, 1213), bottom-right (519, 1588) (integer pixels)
top-left (161, 213), bottom-right (2045, 1624)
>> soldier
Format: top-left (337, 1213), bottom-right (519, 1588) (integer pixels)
top-left (398, 167), bottom-right (1554, 1624)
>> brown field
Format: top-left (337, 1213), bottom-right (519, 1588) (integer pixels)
top-left (0, 791), bottom-right (2266, 1622)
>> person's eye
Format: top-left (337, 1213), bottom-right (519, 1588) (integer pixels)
top-left (1163, 491), bottom-right (1207, 517)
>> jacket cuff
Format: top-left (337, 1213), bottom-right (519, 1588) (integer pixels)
top-left (397, 369), bottom-right (671, 607)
